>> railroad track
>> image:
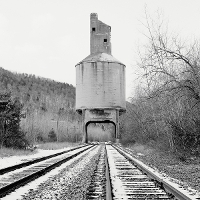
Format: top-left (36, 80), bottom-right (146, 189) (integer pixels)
top-left (1, 143), bottom-right (199, 199)
top-left (112, 145), bottom-right (200, 200)
top-left (0, 144), bottom-right (88, 176)
top-left (0, 144), bottom-right (93, 198)
top-left (86, 144), bottom-right (199, 200)
top-left (107, 145), bottom-right (172, 199)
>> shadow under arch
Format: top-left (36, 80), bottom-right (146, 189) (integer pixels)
top-left (85, 120), bottom-right (116, 142)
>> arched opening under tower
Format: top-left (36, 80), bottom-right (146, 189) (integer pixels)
top-left (80, 109), bottom-right (121, 143)
top-left (86, 121), bottom-right (116, 142)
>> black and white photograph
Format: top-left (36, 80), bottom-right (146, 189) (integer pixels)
top-left (0, 0), bottom-right (199, 199)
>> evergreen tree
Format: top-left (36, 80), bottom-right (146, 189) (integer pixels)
top-left (48, 128), bottom-right (57, 142)
top-left (0, 93), bottom-right (29, 149)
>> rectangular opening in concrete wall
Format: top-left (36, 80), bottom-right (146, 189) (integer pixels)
top-left (92, 27), bottom-right (96, 31)
top-left (87, 122), bottom-right (115, 142)
top-left (104, 39), bottom-right (107, 42)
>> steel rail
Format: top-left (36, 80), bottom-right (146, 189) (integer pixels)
top-left (113, 145), bottom-right (199, 200)
top-left (0, 145), bottom-right (94, 198)
top-left (0, 144), bottom-right (88, 175)
top-left (105, 145), bottom-right (113, 200)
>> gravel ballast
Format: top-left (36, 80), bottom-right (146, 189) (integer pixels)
top-left (17, 145), bottom-right (103, 200)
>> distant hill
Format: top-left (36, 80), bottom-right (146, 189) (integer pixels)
top-left (0, 67), bottom-right (81, 143)
top-left (0, 67), bottom-right (75, 108)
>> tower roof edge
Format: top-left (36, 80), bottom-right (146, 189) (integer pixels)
top-left (76, 52), bottom-right (125, 66)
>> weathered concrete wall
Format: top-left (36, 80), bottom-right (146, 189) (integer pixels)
top-left (85, 109), bottom-right (117, 123)
top-left (81, 109), bottom-right (120, 143)
top-left (76, 61), bottom-right (126, 112)
top-left (90, 13), bottom-right (111, 54)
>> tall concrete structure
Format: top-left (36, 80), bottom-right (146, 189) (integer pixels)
top-left (75, 13), bottom-right (126, 143)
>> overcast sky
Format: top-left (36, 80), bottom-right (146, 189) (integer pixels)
top-left (0, 0), bottom-right (200, 99)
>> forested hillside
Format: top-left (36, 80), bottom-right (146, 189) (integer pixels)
top-left (0, 67), bottom-right (81, 144)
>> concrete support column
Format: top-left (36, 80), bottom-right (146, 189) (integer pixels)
top-left (82, 123), bottom-right (88, 143)
top-left (115, 110), bottom-right (120, 143)
top-left (81, 109), bottom-right (88, 143)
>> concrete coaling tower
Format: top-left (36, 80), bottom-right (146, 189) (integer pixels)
top-left (75, 13), bottom-right (126, 143)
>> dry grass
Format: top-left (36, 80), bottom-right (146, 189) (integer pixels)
top-left (37, 142), bottom-right (79, 150)
top-left (0, 147), bottom-right (34, 158)
top-left (127, 143), bottom-right (200, 192)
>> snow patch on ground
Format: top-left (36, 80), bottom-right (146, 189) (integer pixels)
top-left (2, 146), bottom-right (95, 200)
top-left (137, 153), bottom-right (144, 156)
top-left (0, 147), bottom-right (71, 169)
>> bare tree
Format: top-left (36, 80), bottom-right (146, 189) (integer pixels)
top-left (130, 11), bottom-right (200, 154)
